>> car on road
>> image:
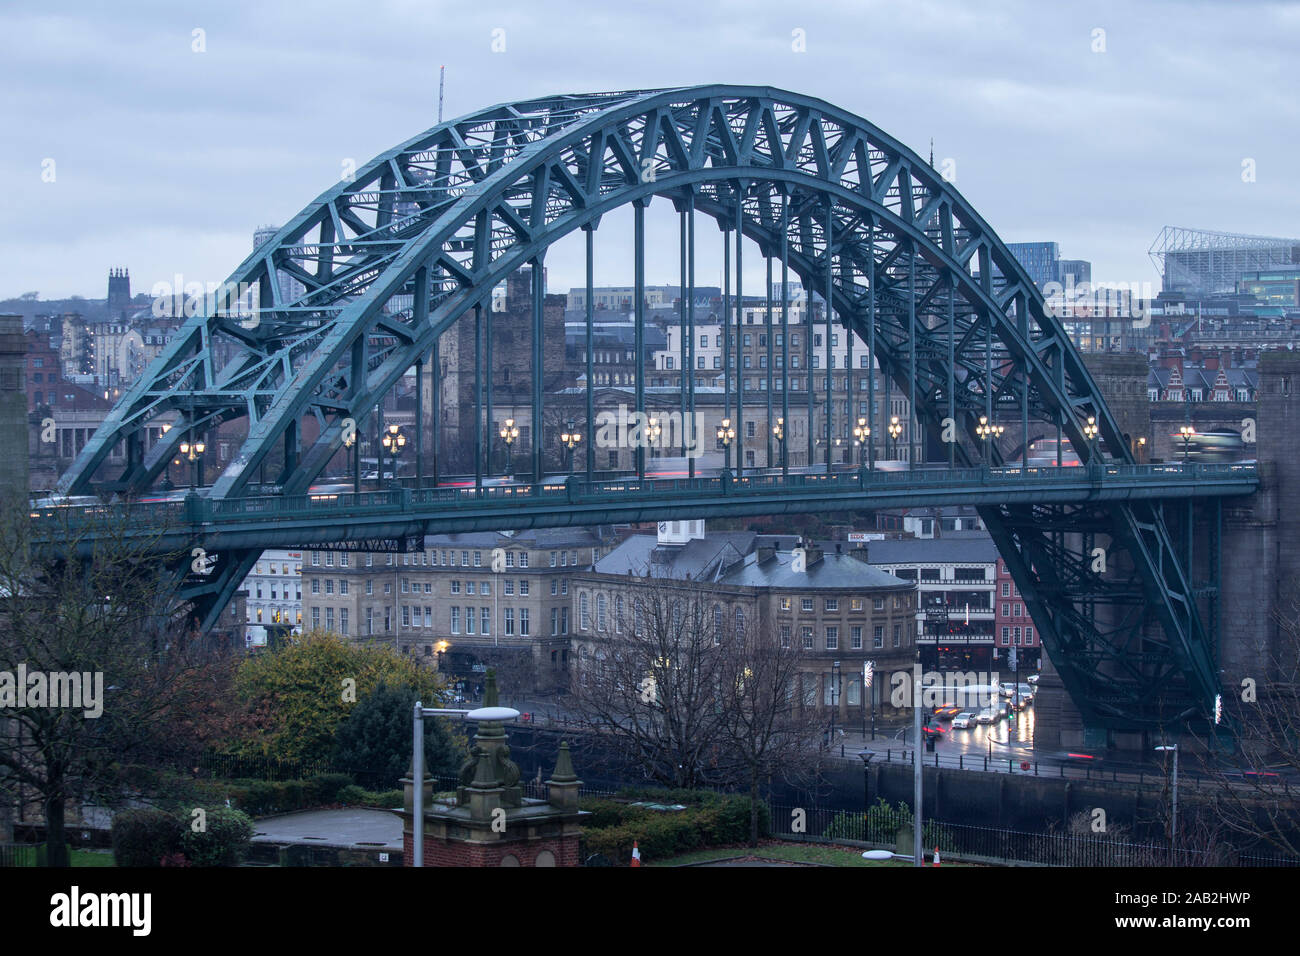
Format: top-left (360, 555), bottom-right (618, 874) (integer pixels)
top-left (932, 703), bottom-right (962, 720)
top-left (951, 712), bottom-right (977, 729)
top-left (976, 707), bottom-right (998, 724)
top-left (921, 722), bottom-right (945, 740)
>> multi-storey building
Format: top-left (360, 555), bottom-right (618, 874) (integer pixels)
top-left (861, 534), bottom-right (999, 672)
top-left (573, 523), bottom-right (917, 724)
top-left (241, 549), bottom-right (304, 647)
top-left (993, 557), bottom-right (1041, 674)
top-left (301, 527), bottom-right (608, 692)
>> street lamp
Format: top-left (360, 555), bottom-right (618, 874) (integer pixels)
top-left (178, 436), bottom-right (205, 489)
top-left (773, 417), bottom-right (786, 474)
top-left (853, 417), bottom-right (870, 468)
top-left (888, 416), bottom-right (903, 460)
top-left (499, 417), bottom-right (519, 475)
top-left (1178, 424), bottom-right (1196, 463)
top-left (559, 419), bottom-right (582, 474)
top-left (717, 417), bottom-right (735, 470)
top-left (1082, 415), bottom-right (1100, 463)
top-left (975, 415), bottom-right (1003, 469)
top-left (646, 416), bottom-right (662, 449)
top-left (1155, 743), bottom-right (1179, 852)
top-left (343, 419), bottom-right (359, 494)
top-left (830, 660), bottom-right (841, 743)
top-left (381, 423), bottom-right (406, 484)
top-left (858, 750), bottom-right (875, 827)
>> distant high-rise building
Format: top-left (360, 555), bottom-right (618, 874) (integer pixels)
top-left (1006, 242), bottom-right (1060, 290)
top-left (1007, 242), bottom-right (1092, 293)
top-left (252, 225), bottom-right (307, 307)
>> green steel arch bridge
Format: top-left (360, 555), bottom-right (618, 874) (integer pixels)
top-left (47, 86), bottom-right (1258, 731)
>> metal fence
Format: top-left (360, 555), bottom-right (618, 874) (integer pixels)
top-left (0, 843), bottom-right (38, 867)
top-left (768, 803), bottom-right (1300, 867)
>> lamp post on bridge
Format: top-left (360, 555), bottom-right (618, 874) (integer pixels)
top-left (853, 417), bottom-right (870, 472)
top-left (179, 435), bottom-right (205, 490)
top-left (381, 423), bottom-right (406, 486)
top-left (976, 415), bottom-right (1003, 468)
top-left (499, 417), bottom-right (519, 476)
top-left (717, 418), bottom-right (735, 472)
top-left (888, 416), bottom-right (902, 461)
top-left (559, 419), bottom-right (582, 475)
top-left (1178, 424), bottom-right (1196, 464)
top-left (773, 416), bottom-right (786, 478)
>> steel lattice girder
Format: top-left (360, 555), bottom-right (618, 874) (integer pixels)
top-left (57, 85), bottom-right (1220, 727)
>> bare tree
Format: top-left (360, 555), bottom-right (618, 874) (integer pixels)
top-left (715, 618), bottom-right (825, 846)
top-left (1180, 584), bottom-right (1300, 860)
top-left (0, 499), bottom-right (238, 866)
top-left (566, 574), bottom-right (733, 789)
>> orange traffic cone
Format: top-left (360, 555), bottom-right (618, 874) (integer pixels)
top-left (630, 841), bottom-right (641, 867)
top-left (933, 846), bottom-right (941, 867)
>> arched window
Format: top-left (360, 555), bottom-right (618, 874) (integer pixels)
top-left (580, 592), bottom-right (590, 630)
top-left (713, 604), bottom-right (723, 645)
top-left (615, 595), bottom-right (624, 633)
top-left (597, 593), bottom-right (607, 631)
top-left (734, 606), bottom-right (745, 636)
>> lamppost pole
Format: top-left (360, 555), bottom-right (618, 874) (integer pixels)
top-left (560, 419), bottom-right (582, 475)
top-left (499, 417), bottom-right (518, 476)
top-left (888, 416), bottom-right (902, 462)
top-left (717, 418), bottom-right (735, 472)
top-left (773, 417), bottom-right (786, 480)
top-left (1156, 743), bottom-right (1179, 853)
top-left (1179, 424), bottom-right (1196, 464)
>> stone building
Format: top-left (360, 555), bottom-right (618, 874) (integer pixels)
top-left (572, 522), bottom-right (917, 724)
top-left (301, 527), bottom-right (611, 693)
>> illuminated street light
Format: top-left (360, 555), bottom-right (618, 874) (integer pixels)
top-left (1178, 424), bottom-right (1196, 463)
top-left (559, 418), bottom-right (582, 473)
top-left (888, 416), bottom-right (902, 460)
top-left (717, 417), bottom-right (735, 469)
top-left (853, 416), bottom-right (870, 467)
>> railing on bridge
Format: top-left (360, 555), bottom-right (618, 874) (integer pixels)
top-left (28, 462), bottom-right (1260, 532)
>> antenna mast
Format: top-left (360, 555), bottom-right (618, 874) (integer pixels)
top-left (438, 65), bottom-right (445, 123)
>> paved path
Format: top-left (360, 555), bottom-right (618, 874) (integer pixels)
top-left (251, 808), bottom-right (403, 850)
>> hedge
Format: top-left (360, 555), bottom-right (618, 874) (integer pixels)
top-left (111, 809), bottom-right (186, 867)
top-left (580, 793), bottom-right (769, 864)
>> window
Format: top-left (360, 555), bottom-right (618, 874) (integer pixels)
top-left (801, 598), bottom-right (813, 612)
top-left (893, 624), bottom-right (902, 647)
top-left (451, 607), bottom-right (460, 633)
top-left (850, 598), bottom-right (863, 611)
top-left (1013, 627), bottom-right (1022, 644)
top-left (1002, 603), bottom-right (1010, 617)
top-left (311, 579), bottom-right (320, 594)
top-left (481, 581), bottom-right (491, 596)
top-left (326, 579), bottom-right (335, 595)
top-left (466, 604), bottom-right (475, 634)
top-left (401, 606), bottom-right (410, 628)
top-left (562, 578), bottom-right (569, 594)
top-left (311, 552), bottom-right (320, 567)
top-left (482, 608), bottom-right (491, 635)
top-left (873, 597), bottom-right (884, 611)
top-left (504, 580), bottom-right (514, 596)
top-left (1025, 626), bottom-right (1033, 642)
top-left (312, 607), bottom-right (320, 629)
top-left (780, 596), bottom-right (792, 611)
top-left (825, 626), bottom-right (838, 650)
top-left (340, 580), bottom-right (348, 595)
top-left (504, 608), bottom-right (515, 635)
top-left (340, 553), bottom-right (349, 568)
top-left (325, 552), bottom-right (334, 567)
top-left (506, 551), bottom-right (515, 568)
top-left (424, 607), bottom-right (431, 628)
top-left (1001, 582), bottom-right (1011, 597)
top-left (474, 551), bottom-right (482, 567)
top-left (366, 580), bottom-right (373, 595)
top-left (802, 626), bottom-right (814, 649)
top-left (551, 579), bottom-right (558, 596)
top-left (551, 607), bottom-right (559, 635)
top-left (519, 580), bottom-right (529, 596)
top-left (1014, 604), bottom-right (1023, 617)
top-left (851, 626), bottom-right (862, 649)
top-left (451, 580), bottom-right (460, 594)
top-left (780, 625), bottom-right (791, 648)
top-left (466, 581), bottom-right (475, 595)
top-left (519, 552), bottom-right (528, 568)
top-left (400, 579), bottom-right (408, 593)
top-left (824, 598), bottom-right (838, 612)
top-left (520, 608), bottom-right (530, 636)
top-left (616, 596), bottom-right (624, 633)
top-left (597, 594), bottom-right (607, 630)
top-left (550, 551), bottom-right (558, 567)
top-left (580, 593), bottom-right (589, 630)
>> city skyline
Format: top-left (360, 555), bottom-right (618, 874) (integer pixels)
top-left (4, 0), bottom-right (1298, 300)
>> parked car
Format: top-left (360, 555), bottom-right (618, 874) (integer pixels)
top-left (951, 712), bottom-right (977, 729)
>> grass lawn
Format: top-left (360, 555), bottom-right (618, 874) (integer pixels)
top-left (71, 849), bottom-right (116, 867)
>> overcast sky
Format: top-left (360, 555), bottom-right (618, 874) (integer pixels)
top-left (3, 0), bottom-right (1297, 301)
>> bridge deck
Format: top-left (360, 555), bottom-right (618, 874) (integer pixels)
top-left (33, 462), bottom-right (1259, 553)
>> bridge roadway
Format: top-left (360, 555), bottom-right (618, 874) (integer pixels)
top-left (33, 461), bottom-right (1259, 555)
